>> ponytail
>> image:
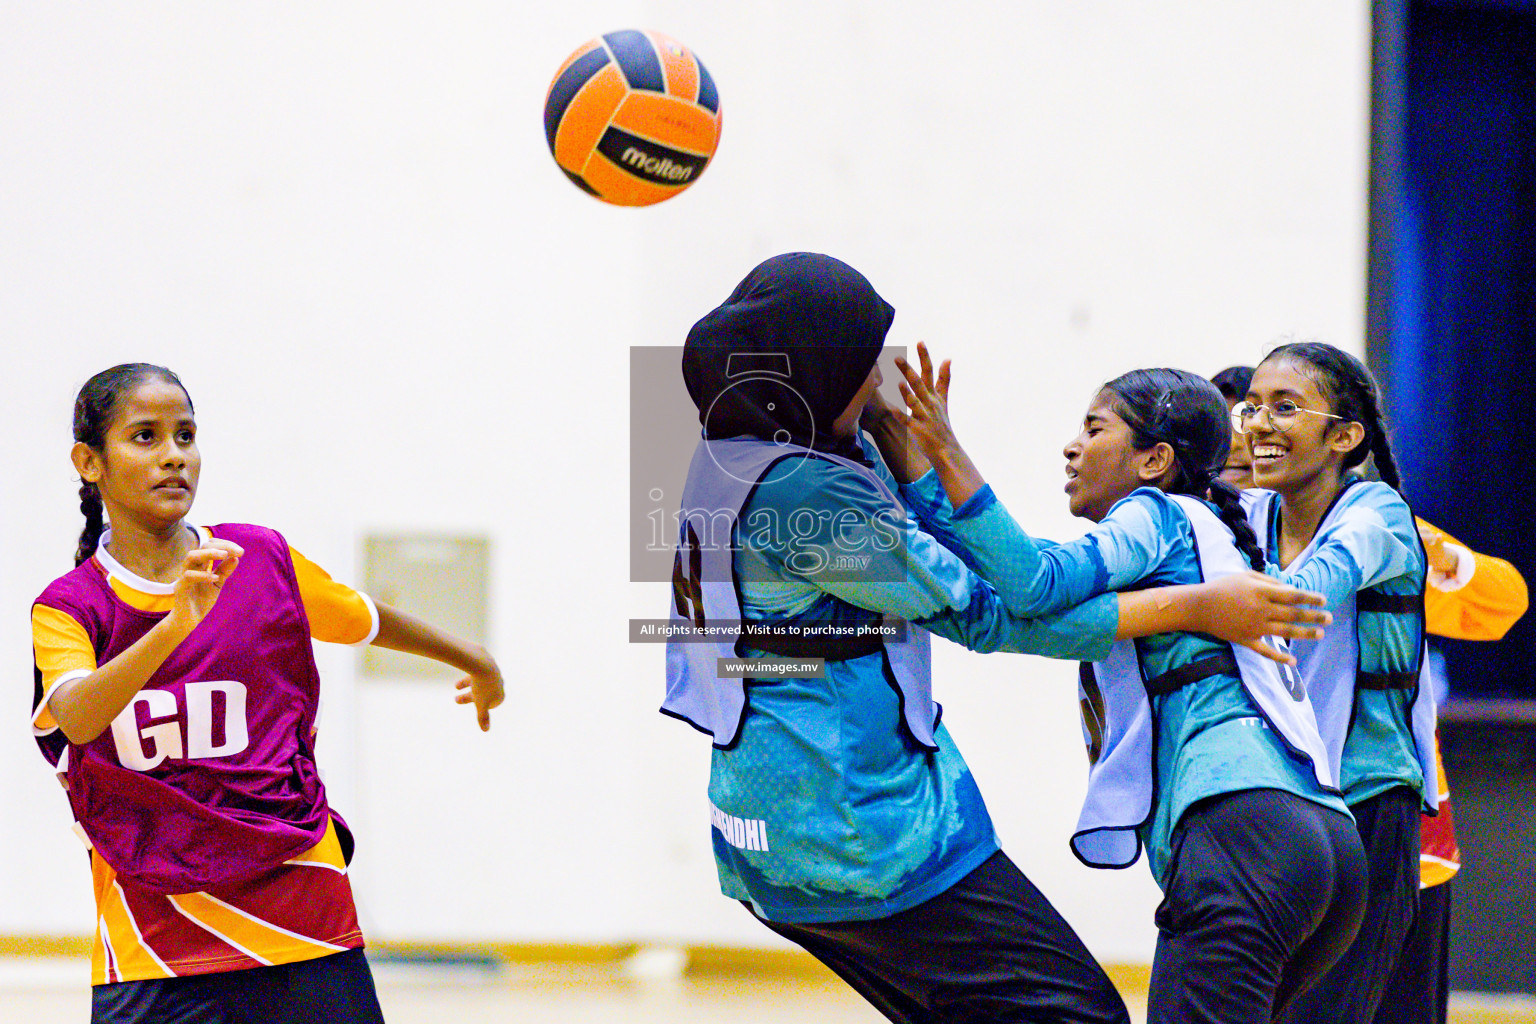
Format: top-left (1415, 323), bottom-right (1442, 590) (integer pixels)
top-left (76, 483), bottom-right (104, 566)
top-left (1208, 477), bottom-right (1266, 571)
top-left (1365, 404), bottom-right (1403, 492)
top-left (71, 363), bottom-right (193, 564)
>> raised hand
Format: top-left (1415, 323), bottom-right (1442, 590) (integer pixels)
top-left (892, 342), bottom-right (985, 507)
top-left (168, 539), bottom-right (244, 635)
top-left (893, 341), bottom-right (959, 462)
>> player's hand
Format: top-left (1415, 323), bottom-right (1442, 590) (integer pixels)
top-left (1199, 571), bottom-right (1331, 666)
top-left (454, 658), bottom-right (505, 732)
top-left (893, 342), bottom-right (960, 461)
top-left (891, 342), bottom-right (987, 507)
top-left (168, 540), bottom-right (243, 636)
top-left (1417, 522), bottom-right (1461, 576)
top-left (859, 379), bottom-right (901, 430)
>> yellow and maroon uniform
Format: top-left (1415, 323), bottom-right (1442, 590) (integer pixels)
top-left (31, 526), bottom-right (377, 985)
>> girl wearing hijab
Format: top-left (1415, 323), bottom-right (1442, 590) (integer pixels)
top-left (663, 253), bottom-right (1331, 1024)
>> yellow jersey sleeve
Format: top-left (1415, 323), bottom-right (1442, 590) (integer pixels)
top-left (1417, 517), bottom-right (1529, 641)
top-left (289, 547), bottom-right (379, 646)
top-left (32, 604), bottom-right (97, 733)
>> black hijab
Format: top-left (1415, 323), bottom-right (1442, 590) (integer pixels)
top-left (682, 252), bottom-right (892, 457)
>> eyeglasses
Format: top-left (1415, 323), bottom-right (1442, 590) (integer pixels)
top-left (1231, 400), bottom-right (1346, 435)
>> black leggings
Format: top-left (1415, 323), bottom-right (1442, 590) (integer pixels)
top-left (752, 850), bottom-right (1130, 1023)
top-left (1148, 788), bottom-right (1369, 1024)
top-left (1374, 879), bottom-right (1452, 1024)
top-left (1277, 786), bottom-right (1424, 1024)
top-left (91, 948), bottom-right (385, 1024)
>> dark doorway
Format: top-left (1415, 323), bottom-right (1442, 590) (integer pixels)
top-left (1369, 0), bottom-right (1536, 997)
top-left (1369, 0), bottom-right (1536, 701)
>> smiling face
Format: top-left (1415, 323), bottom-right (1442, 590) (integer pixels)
top-left (1244, 356), bottom-right (1363, 495)
top-left (72, 377), bottom-right (200, 534)
top-left (1063, 388), bottom-right (1174, 521)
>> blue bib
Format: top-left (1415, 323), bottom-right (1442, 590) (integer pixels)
top-left (1072, 494), bottom-right (1336, 869)
top-left (662, 436), bottom-right (939, 749)
top-left (1245, 485), bottom-right (1438, 811)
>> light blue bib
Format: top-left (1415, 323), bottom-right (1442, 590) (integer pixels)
top-left (663, 436), bottom-right (938, 749)
top-left (1071, 494), bottom-right (1336, 869)
top-left (1245, 487), bottom-right (1438, 811)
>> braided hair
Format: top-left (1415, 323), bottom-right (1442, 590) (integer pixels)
top-left (1259, 341), bottom-right (1402, 494)
top-left (1103, 368), bottom-right (1267, 571)
top-left (72, 364), bottom-right (193, 566)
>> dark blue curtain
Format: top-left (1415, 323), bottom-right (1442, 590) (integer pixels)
top-left (1370, 0), bottom-right (1536, 697)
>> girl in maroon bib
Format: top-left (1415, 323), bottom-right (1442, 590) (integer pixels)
top-left (32, 363), bottom-right (506, 1024)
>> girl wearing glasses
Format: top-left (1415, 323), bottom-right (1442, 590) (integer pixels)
top-left (891, 352), bottom-right (1366, 1023)
top-left (1219, 361), bottom-right (1531, 1024)
top-left (665, 254), bottom-right (1333, 1024)
top-left (1234, 342), bottom-right (1438, 1024)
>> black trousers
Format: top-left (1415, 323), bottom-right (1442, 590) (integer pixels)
top-left (1148, 788), bottom-right (1369, 1024)
top-left (1374, 880), bottom-right (1452, 1024)
top-left (1276, 786), bottom-right (1423, 1024)
top-left (751, 850), bottom-right (1130, 1024)
top-left (91, 948), bottom-right (386, 1024)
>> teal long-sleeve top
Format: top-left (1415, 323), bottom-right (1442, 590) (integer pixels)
top-left (1261, 478), bottom-right (1427, 805)
top-left (941, 483), bottom-right (1347, 886)
top-left (710, 438), bottom-right (1122, 923)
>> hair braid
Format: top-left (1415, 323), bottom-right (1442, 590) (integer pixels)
top-left (1208, 477), bottom-right (1266, 571)
top-left (1360, 387), bottom-right (1403, 492)
top-left (76, 483), bottom-right (105, 566)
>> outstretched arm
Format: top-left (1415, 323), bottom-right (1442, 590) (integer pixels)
top-left (886, 351), bottom-right (1329, 663)
top-left (1418, 517), bottom-right (1529, 640)
top-left (371, 604), bottom-right (505, 731)
top-left (1117, 572), bottom-right (1330, 666)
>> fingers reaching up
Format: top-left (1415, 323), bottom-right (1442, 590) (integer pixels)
top-left (890, 342), bottom-right (986, 507)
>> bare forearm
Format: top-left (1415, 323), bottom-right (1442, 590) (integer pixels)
top-left (372, 602), bottom-right (493, 675)
top-left (50, 617), bottom-right (193, 744)
top-left (1115, 586), bottom-right (1205, 639)
top-left (1114, 574), bottom-right (1328, 668)
top-left (929, 448), bottom-right (986, 510)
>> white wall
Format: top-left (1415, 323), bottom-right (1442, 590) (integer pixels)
top-left (0, 1), bottom-right (1368, 965)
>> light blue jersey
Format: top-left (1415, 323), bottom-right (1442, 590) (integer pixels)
top-left (707, 437), bottom-right (1122, 923)
top-left (1248, 479), bottom-right (1436, 808)
top-left (946, 485), bottom-right (1348, 886)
